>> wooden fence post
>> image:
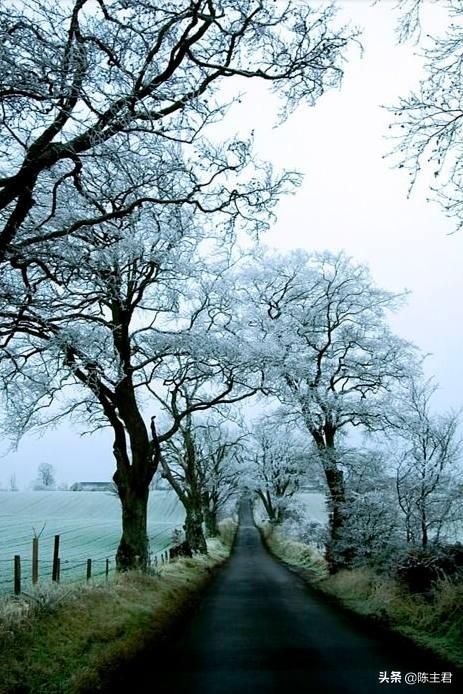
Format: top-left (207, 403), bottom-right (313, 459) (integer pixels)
top-left (52, 535), bottom-right (60, 582)
top-left (32, 537), bottom-right (39, 585)
top-left (105, 558), bottom-right (109, 580)
top-left (86, 559), bottom-right (92, 581)
top-left (14, 555), bottom-right (21, 595)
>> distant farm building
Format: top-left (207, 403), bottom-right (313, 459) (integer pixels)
top-left (70, 482), bottom-right (114, 492)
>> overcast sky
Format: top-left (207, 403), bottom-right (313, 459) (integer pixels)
top-left (2, 0), bottom-right (462, 489)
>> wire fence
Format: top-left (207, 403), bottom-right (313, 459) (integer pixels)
top-left (0, 533), bottom-right (180, 596)
top-left (0, 491), bottom-right (185, 596)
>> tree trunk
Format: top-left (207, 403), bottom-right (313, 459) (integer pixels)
top-left (420, 505), bottom-right (428, 547)
top-left (312, 424), bottom-right (348, 573)
top-left (324, 463), bottom-right (346, 573)
top-left (257, 489), bottom-right (277, 523)
top-left (184, 503), bottom-right (207, 554)
top-left (204, 506), bottom-right (219, 537)
top-left (116, 485), bottom-right (150, 570)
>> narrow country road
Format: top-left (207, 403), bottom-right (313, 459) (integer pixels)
top-left (107, 503), bottom-right (459, 693)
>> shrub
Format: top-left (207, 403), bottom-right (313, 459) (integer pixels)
top-left (394, 544), bottom-right (463, 594)
top-left (320, 566), bottom-right (463, 667)
top-left (262, 524), bottom-right (327, 580)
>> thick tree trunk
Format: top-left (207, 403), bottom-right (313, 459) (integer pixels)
top-left (324, 464), bottom-right (346, 573)
top-left (311, 425), bottom-right (348, 573)
top-left (184, 503), bottom-right (207, 554)
top-left (116, 485), bottom-right (150, 570)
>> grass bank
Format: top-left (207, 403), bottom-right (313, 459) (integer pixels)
top-left (259, 521), bottom-right (327, 580)
top-left (319, 567), bottom-right (463, 669)
top-left (0, 520), bottom-right (236, 693)
top-left (261, 522), bottom-right (463, 669)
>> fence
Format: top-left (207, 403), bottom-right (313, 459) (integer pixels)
top-left (0, 534), bottom-right (179, 596)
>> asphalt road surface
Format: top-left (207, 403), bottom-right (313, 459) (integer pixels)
top-left (107, 502), bottom-right (459, 693)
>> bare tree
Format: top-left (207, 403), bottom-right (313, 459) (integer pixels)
top-left (161, 411), bottom-right (208, 554)
top-left (244, 249), bottom-right (416, 570)
top-left (0, 0), bottom-right (356, 264)
top-left (0, 210), bottom-right (263, 569)
top-left (384, 0), bottom-right (440, 44)
top-left (160, 386), bottom-right (249, 551)
top-left (246, 419), bottom-right (308, 525)
top-left (196, 419), bottom-right (243, 536)
top-left (393, 379), bottom-right (462, 547)
top-left (34, 461), bottom-right (56, 490)
top-left (337, 447), bottom-right (401, 567)
top-left (385, 0), bottom-right (463, 230)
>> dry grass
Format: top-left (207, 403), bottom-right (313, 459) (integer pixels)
top-left (217, 517), bottom-right (238, 547)
top-left (262, 524), bottom-right (462, 669)
top-left (0, 529), bottom-right (234, 694)
top-left (320, 567), bottom-right (463, 668)
top-left (261, 522), bottom-right (327, 580)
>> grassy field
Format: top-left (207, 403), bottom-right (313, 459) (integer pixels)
top-left (0, 491), bottom-right (184, 593)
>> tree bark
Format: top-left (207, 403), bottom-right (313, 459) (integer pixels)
top-left (323, 464), bottom-right (346, 573)
top-left (204, 505), bottom-right (219, 537)
top-left (109, 299), bottom-right (159, 571)
top-left (116, 485), bottom-right (150, 570)
top-left (184, 502), bottom-right (207, 554)
top-left (420, 503), bottom-right (428, 547)
top-left (111, 413), bottom-right (157, 571)
top-left (311, 424), bottom-right (348, 573)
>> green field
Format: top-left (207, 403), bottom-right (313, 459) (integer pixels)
top-left (0, 491), bottom-right (185, 594)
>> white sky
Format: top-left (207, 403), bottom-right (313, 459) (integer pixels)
top-left (2, 0), bottom-right (462, 489)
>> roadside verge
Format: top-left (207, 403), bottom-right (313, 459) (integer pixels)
top-left (259, 522), bottom-right (463, 672)
top-left (0, 520), bottom-right (236, 694)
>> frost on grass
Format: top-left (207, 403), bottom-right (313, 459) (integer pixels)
top-left (0, 535), bottom-right (234, 692)
top-left (260, 522), bottom-right (327, 580)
